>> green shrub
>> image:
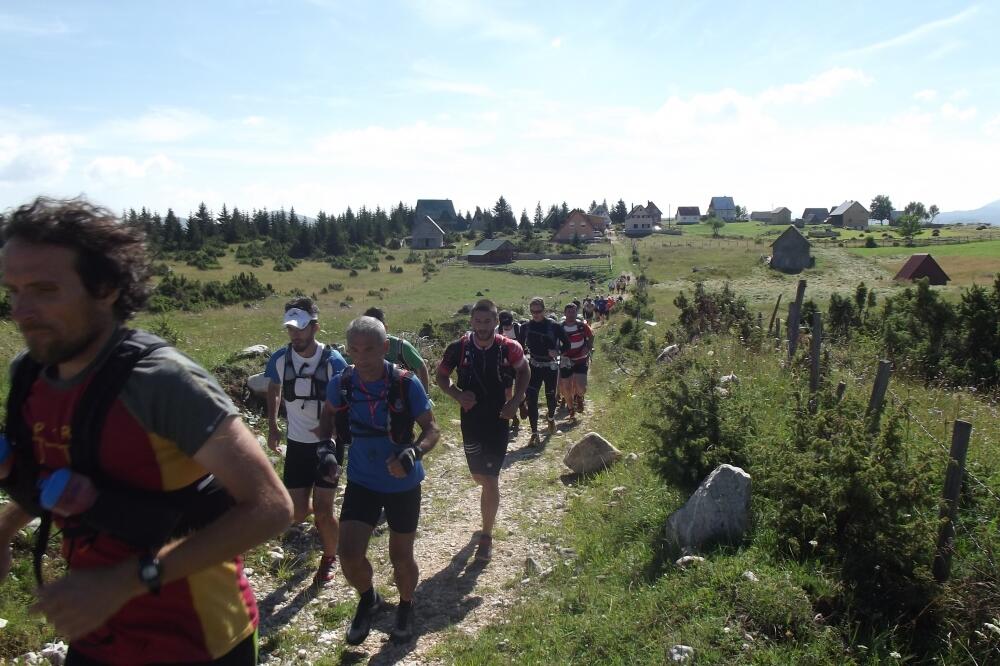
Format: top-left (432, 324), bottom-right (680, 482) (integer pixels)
top-left (644, 361), bottom-right (751, 490)
top-left (865, 236), bottom-right (878, 248)
top-left (766, 396), bottom-right (938, 622)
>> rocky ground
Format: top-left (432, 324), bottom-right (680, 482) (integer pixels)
top-left (251, 406), bottom-right (600, 665)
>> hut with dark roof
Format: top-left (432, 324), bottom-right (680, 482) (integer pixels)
top-left (770, 226), bottom-right (813, 273)
top-left (894, 254), bottom-right (950, 285)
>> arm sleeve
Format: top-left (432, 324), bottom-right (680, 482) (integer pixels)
top-left (400, 339), bottom-right (424, 370)
top-left (264, 349), bottom-right (283, 384)
top-left (407, 376), bottom-right (433, 420)
top-left (328, 349), bottom-right (348, 375)
top-left (326, 371), bottom-right (345, 408)
top-left (506, 340), bottom-right (525, 365)
top-left (122, 349), bottom-right (238, 457)
top-left (437, 341), bottom-right (460, 375)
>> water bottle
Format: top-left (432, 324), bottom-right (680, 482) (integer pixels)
top-left (39, 468), bottom-right (98, 517)
top-left (0, 435), bottom-right (12, 481)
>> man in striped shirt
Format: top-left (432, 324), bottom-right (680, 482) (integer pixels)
top-left (560, 303), bottom-right (594, 416)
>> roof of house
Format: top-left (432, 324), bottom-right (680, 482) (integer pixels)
top-left (710, 196), bottom-right (736, 210)
top-left (894, 254), bottom-right (950, 282)
top-left (467, 239), bottom-right (514, 255)
top-left (414, 199), bottom-right (456, 223)
top-left (802, 207), bottom-right (829, 218)
top-left (677, 206), bottom-right (701, 216)
top-left (412, 216), bottom-right (445, 237)
top-left (771, 207), bottom-right (791, 215)
top-left (770, 225), bottom-right (811, 250)
top-left (645, 201), bottom-right (662, 216)
top-left (591, 203), bottom-right (609, 216)
top-left (628, 204), bottom-right (647, 216)
top-left (831, 200), bottom-right (867, 216)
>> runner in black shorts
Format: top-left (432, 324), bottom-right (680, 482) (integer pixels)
top-left (437, 299), bottom-right (529, 563)
top-left (317, 316), bottom-right (439, 645)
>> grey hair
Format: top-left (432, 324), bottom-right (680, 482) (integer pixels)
top-left (346, 316), bottom-right (387, 345)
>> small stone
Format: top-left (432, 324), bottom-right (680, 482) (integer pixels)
top-left (610, 486), bottom-right (627, 498)
top-left (675, 555), bottom-right (705, 568)
top-left (742, 570), bottom-right (759, 582)
top-left (297, 648), bottom-right (307, 659)
top-left (244, 567), bottom-right (255, 576)
top-left (669, 645), bottom-right (695, 663)
top-left (524, 557), bottom-right (542, 575)
top-left (626, 452), bottom-right (639, 462)
top-left (890, 652), bottom-right (902, 659)
top-left (450, 419), bottom-right (461, 426)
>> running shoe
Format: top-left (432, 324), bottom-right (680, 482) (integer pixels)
top-left (346, 591), bottom-right (383, 645)
top-left (313, 554), bottom-right (337, 587)
top-left (546, 416), bottom-right (556, 433)
top-left (475, 534), bottom-right (493, 562)
top-left (528, 432), bottom-right (541, 447)
top-left (391, 603), bottom-right (415, 643)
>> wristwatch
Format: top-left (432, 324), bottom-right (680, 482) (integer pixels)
top-left (138, 554), bottom-right (163, 594)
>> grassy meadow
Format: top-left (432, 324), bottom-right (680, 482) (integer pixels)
top-left (1, 228), bottom-right (999, 662)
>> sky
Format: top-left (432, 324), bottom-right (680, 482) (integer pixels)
top-left (1, 0), bottom-right (998, 219)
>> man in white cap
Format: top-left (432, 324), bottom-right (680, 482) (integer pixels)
top-left (266, 297), bottom-right (348, 585)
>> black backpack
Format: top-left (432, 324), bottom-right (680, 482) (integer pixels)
top-left (1, 329), bottom-right (233, 585)
top-left (281, 343), bottom-right (334, 418)
top-left (332, 363), bottom-right (417, 448)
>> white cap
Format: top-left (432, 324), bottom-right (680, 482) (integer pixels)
top-left (283, 307), bottom-right (316, 330)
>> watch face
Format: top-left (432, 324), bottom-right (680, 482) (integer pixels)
top-left (141, 563), bottom-right (159, 580)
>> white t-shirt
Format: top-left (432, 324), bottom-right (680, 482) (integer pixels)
top-left (265, 345), bottom-right (347, 442)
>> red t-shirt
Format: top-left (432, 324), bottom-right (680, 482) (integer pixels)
top-left (562, 320), bottom-right (593, 363)
top-left (18, 335), bottom-right (257, 664)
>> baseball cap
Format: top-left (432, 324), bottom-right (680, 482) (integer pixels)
top-left (283, 307), bottom-right (317, 329)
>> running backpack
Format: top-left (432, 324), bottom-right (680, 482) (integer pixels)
top-left (332, 363), bottom-right (416, 447)
top-left (456, 332), bottom-right (512, 390)
top-left (0, 329), bottom-right (233, 584)
top-left (281, 343), bottom-right (334, 418)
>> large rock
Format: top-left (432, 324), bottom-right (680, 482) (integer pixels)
top-left (235, 344), bottom-right (269, 359)
top-left (665, 464), bottom-right (751, 553)
top-left (563, 432), bottom-right (621, 475)
top-left (247, 372), bottom-right (271, 397)
top-left (657, 344), bottom-right (680, 363)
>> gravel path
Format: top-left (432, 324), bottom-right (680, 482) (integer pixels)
top-left (252, 407), bottom-right (597, 665)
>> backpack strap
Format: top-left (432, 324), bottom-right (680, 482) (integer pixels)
top-left (386, 364), bottom-right (416, 446)
top-left (1, 353), bottom-right (46, 516)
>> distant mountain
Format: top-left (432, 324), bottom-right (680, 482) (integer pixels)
top-left (935, 199), bottom-right (1000, 226)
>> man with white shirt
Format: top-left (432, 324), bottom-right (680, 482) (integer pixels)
top-left (266, 298), bottom-right (348, 585)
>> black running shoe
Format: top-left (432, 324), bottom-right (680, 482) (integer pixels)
top-left (346, 591), bottom-right (383, 645)
top-left (391, 603), bottom-right (415, 643)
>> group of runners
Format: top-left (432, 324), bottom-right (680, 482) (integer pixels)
top-left (262, 295), bottom-right (597, 646)
top-left (0, 196), bottom-right (618, 662)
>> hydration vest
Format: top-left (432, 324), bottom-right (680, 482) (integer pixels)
top-left (0, 329), bottom-right (233, 585)
top-left (281, 343), bottom-right (334, 418)
top-left (456, 333), bottom-right (513, 392)
top-left (332, 363), bottom-right (416, 447)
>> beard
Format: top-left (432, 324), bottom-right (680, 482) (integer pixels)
top-left (24, 324), bottom-right (104, 368)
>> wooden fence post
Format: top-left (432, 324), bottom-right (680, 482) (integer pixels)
top-left (774, 317), bottom-right (781, 341)
top-left (866, 360), bottom-right (892, 433)
top-left (835, 381), bottom-right (847, 402)
top-left (767, 294), bottom-right (783, 336)
top-left (933, 420), bottom-right (973, 583)
top-left (787, 280), bottom-right (806, 361)
top-left (809, 312), bottom-right (823, 395)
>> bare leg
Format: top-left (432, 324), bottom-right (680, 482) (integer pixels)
top-left (288, 487), bottom-right (312, 523)
top-left (471, 473), bottom-right (500, 536)
top-left (312, 487), bottom-right (339, 557)
top-left (388, 530), bottom-right (418, 602)
top-left (338, 520), bottom-right (375, 594)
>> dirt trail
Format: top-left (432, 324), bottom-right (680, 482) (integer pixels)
top-left (253, 404), bottom-right (600, 665)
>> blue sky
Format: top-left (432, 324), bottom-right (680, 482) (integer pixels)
top-left (1, 0), bottom-right (997, 219)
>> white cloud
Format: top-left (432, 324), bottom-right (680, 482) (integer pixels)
top-left (951, 89), bottom-right (970, 101)
top-left (940, 103), bottom-right (977, 121)
top-left (85, 154), bottom-right (179, 182)
top-left (409, 79), bottom-right (497, 98)
top-left (108, 108), bottom-right (215, 143)
top-left (758, 67), bottom-right (872, 105)
top-left (927, 41), bottom-right (963, 61)
top-left (840, 5), bottom-right (980, 57)
top-left (242, 116), bottom-right (266, 127)
top-left (914, 89), bottom-right (938, 102)
top-left (406, 0), bottom-right (542, 42)
top-left (0, 13), bottom-right (73, 36)
top-left (0, 133), bottom-right (76, 183)
top-left (985, 114), bottom-right (1000, 137)
top-left (551, 37), bottom-right (562, 48)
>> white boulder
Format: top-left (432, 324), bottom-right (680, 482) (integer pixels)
top-left (665, 464), bottom-right (751, 553)
top-left (563, 432), bottom-right (622, 475)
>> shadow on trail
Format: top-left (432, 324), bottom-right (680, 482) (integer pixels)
top-left (344, 536), bottom-right (487, 665)
top-left (258, 526), bottom-right (321, 641)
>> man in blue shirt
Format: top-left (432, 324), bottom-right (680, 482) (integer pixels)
top-left (265, 298), bottom-right (348, 586)
top-left (319, 316), bottom-right (439, 645)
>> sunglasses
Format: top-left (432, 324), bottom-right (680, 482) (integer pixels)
top-left (530, 309), bottom-right (543, 314)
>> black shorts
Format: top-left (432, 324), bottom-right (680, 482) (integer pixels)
top-left (560, 361), bottom-right (589, 378)
top-left (461, 420), bottom-right (509, 477)
top-left (284, 440), bottom-right (338, 490)
top-left (340, 481), bottom-right (421, 533)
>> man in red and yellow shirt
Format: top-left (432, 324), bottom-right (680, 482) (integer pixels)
top-left (0, 197), bottom-right (292, 665)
